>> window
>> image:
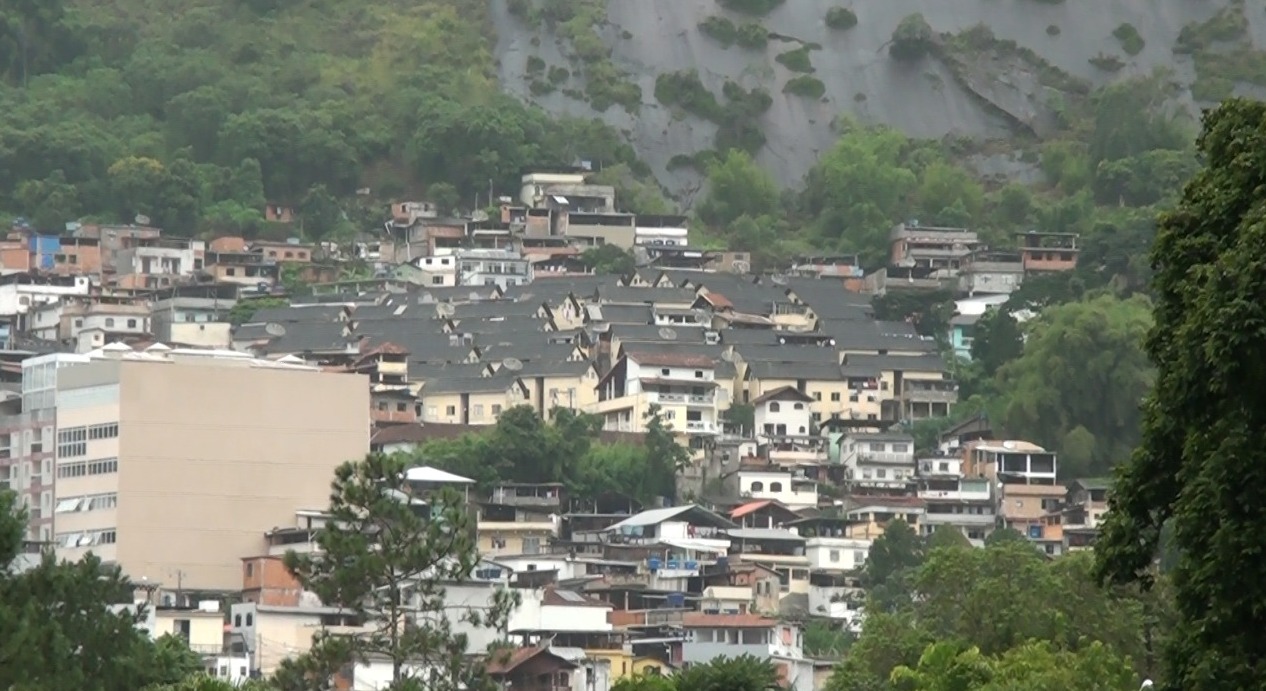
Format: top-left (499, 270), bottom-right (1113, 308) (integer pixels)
top-left (769, 402), bottom-right (781, 413)
top-left (226, 268), bottom-right (237, 276)
top-left (829, 549), bottom-right (840, 563)
top-left (793, 403), bottom-right (804, 410)
top-left (694, 370), bottom-right (703, 378)
top-left (522, 537), bottom-right (541, 554)
top-left (127, 319), bottom-right (137, 329)
top-left (104, 318), bottom-right (115, 328)
top-left (376, 401), bottom-right (387, 411)
top-left (56, 458), bottom-right (119, 478)
top-left (284, 251), bottom-right (294, 259)
top-left (445, 405), bottom-right (456, 416)
top-left (395, 402), bottom-right (407, 413)
top-left (245, 562), bottom-right (253, 577)
top-left (74, 319), bottom-right (83, 328)
top-left (830, 392), bottom-right (841, 402)
top-left (892, 443), bottom-right (910, 453)
top-left (661, 368), bottom-right (670, 376)
top-left (432, 276), bottom-right (444, 285)
top-left (245, 613), bottom-right (253, 626)
top-left (492, 404), bottom-right (502, 416)
top-left (473, 404), bottom-right (485, 417)
top-left (876, 469), bottom-right (887, 479)
top-left (234, 615), bottom-right (242, 627)
top-left (812, 392), bottom-right (821, 401)
top-left (750, 481), bottom-right (764, 492)
top-left (770, 482), bottom-right (783, 492)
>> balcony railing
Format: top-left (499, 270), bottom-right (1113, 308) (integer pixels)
top-left (684, 420), bottom-right (716, 433)
top-left (687, 394), bottom-right (713, 405)
top-left (920, 512), bottom-right (996, 526)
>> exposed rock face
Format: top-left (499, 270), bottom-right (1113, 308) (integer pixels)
top-left (491, 0), bottom-right (1259, 193)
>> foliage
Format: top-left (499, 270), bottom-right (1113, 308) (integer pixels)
top-left (829, 539), bottom-right (1156, 691)
top-left (581, 244), bottom-right (636, 275)
top-left (862, 519), bottom-right (924, 612)
top-left (783, 75), bottom-right (825, 99)
top-left (613, 656), bottom-right (777, 691)
top-left (993, 294), bottom-right (1153, 478)
top-left (0, 491), bottom-right (205, 691)
top-left (228, 296), bottom-right (288, 325)
top-left (891, 14), bottom-right (934, 61)
top-left (969, 307), bottom-right (1023, 378)
top-left (826, 8), bottom-right (859, 31)
top-left (416, 405), bottom-right (687, 507)
top-left (717, 0), bottom-right (785, 17)
top-left (775, 46), bottom-right (815, 73)
top-left (1112, 23), bottom-right (1144, 56)
top-left (697, 149), bottom-right (780, 228)
top-left (1096, 98), bottom-right (1266, 691)
top-left (284, 454), bottom-right (515, 689)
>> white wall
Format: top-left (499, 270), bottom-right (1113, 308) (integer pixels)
top-left (0, 277), bottom-right (91, 316)
top-left (739, 471), bottom-right (818, 507)
top-left (805, 537), bottom-right (870, 571)
top-left (754, 398), bottom-right (811, 436)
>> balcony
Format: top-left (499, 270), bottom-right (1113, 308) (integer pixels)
top-left (687, 394), bottom-right (714, 405)
top-left (654, 392), bottom-right (687, 404)
top-left (902, 385), bottom-right (958, 404)
top-left (918, 488), bottom-right (991, 502)
top-left (921, 512), bottom-right (996, 526)
top-left (684, 420), bottom-right (717, 433)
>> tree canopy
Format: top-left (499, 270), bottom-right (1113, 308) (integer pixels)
top-left (1096, 98), bottom-right (1266, 690)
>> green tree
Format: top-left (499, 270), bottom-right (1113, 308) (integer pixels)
top-left (0, 491), bottom-right (204, 691)
top-left (970, 307), bottom-right (1023, 377)
top-left (994, 294), bottom-right (1153, 477)
top-left (696, 149), bottom-right (780, 227)
top-left (673, 655), bottom-right (778, 691)
top-left (1096, 99), bottom-right (1266, 691)
top-left (284, 454), bottom-right (515, 689)
top-left (298, 183), bottom-right (344, 241)
top-left (863, 519), bottom-right (924, 612)
top-left (582, 244), bottom-right (636, 275)
top-left (14, 169), bottom-right (80, 230)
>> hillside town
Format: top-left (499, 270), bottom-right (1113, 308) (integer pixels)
top-left (0, 170), bottom-right (1099, 691)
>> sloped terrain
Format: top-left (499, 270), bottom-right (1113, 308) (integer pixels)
top-left (492, 0), bottom-right (1266, 192)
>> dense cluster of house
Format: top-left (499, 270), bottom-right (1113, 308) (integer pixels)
top-left (0, 169), bottom-right (1090, 690)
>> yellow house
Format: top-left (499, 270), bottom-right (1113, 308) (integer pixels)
top-left (419, 374), bottom-right (529, 425)
top-left (589, 650), bottom-right (674, 681)
top-left (477, 505), bottom-right (558, 557)
top-left (512, 361), bottom-right (601, 418)
top-left (590, 350), bottom-right (726, 436)
top-left (842, 353), bottom-right (955, 420)
top-left (743, 361), bottom-right (862, 423)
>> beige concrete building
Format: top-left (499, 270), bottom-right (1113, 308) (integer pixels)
top-left (51, 345), bottom-right (368, 591)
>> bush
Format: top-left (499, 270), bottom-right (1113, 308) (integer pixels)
top-left (1174, 5), bottom-right (1248, 54)
top-left (1046, 24), bottom-right (1060, 37)
top-left (825, 7), bottom-right (858, 31)
top-left (655, 70), bottom-right (723, 120)
top-left (698, 16), bottom-right (737, 47)
top-left (1088, 53), bottom-right (1125, 72)
top-left (1113, 23), bottom-right (1145, 56)
top-left (718, 0), bottom-right (785, 17)
top-left (735, 22), bottom-right (769, 49)
top-left (891, 13), bottom-right (934, 61)
top-left (526, 55), bottom-right (546, 75)
top-left (784, 75), bottom-right (826, 98)
top-left (776, 46), bottom-right (815, 73)
top-left (548, 65), bottom-right (570, 84)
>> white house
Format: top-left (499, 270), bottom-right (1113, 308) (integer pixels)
top-left (737, 468), bottom-right (819, 508)
top-left (841, 432), bottom-right (917, 489)
top-left (751, 386), bottom-right (815, 440)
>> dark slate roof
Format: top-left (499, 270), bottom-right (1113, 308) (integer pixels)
top-left (413, 286), bottom-right (501, 303)
top-left (451, 316), bottom-right (552, 335)
top-left (746, 360), bottom-right (845, 381)
top-left (422, 371), bottom-right (521, 395)
top-left (784, 276), bottom-right (871, 316)
top-left (720, 329), bottom-right (782, 347)
top-left (353, 302), bottom-right (431, 321)
top-left (609, 324), bottom-right (709, 345)
top-left (514, 359), bottom-right (594, 377)
top-left (845, 353), bottom-right (948, 373)
top-left (256, 321), bottom-right (352, 353)
top-left (504, 276), bottom-right (618, 302)
top-left (587, 304), bottom-right (652, 325)
top-left (820, 320), bottom-right (937, 354)
top-left (733, 344), bottom-right (838, 365)
top-left (596, 286), bottom-right (698, 305)
top-left (616, 341), bottom-right (722, 362)
top-left (454, 301), bottom-right (542, 319)
top-left (248, 304), bottom-right (345, 324)
top-left (476, 342), bottom-right (579, 363)
top-left (410, 362), bottom-right (491, 380)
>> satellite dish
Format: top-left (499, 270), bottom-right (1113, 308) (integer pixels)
top-left (732, 260), bottom-right (751, 274)
top-left (720, 350), bottom-right (735, 362)
top-left (436, 303), bottom-right (456, 318)
top-left (693, 308), bottom-right (711, 323)
top-left (134, 214), bottom-right (151, 226)
top-left (265, 323), bottom-right (287, 337)
top-left (502, 357), bottom-right (523, 372)
top-left (659, 327), bottom-right (678, 341)
top-left (769, 274), bottom-right (788, 286)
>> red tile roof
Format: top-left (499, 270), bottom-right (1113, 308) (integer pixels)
top-left (486, 646), bottom-right (574, 675)
top-left (700, 292), bottom-right (733, 309)
top-left (730, 500), bottom-right (774, 519)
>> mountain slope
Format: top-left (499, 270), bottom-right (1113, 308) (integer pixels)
top-left (492, 0), bottom-right (1264, 193)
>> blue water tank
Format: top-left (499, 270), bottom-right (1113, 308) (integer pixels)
top-left (666, 592), bottom-right (686, 608)
top-left (685, 560), bottom-right (699, 570)
top-left (1028, 525), bottom-right (1042, 539)
top-left (667, 559), bottom-right (681, 570)
top-left (648, 557), bottom-right (662, 572)
top-left (715, 556), bottom-right (728, 569)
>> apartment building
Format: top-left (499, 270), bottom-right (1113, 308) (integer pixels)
top-left (49, 345), bottom-right (368, 590)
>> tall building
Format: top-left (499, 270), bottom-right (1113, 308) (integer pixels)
top-left (49, 344), bottom-right (369, 591)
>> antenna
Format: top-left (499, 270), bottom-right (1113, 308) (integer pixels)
top-left (658, 327), bottom-right (678, 341)
top-left (436, 302), bottom-right (456, 318)
top-left (502, 357), bottom-right (523, 372)
top-left (264, 323), bottom-right (286, 337)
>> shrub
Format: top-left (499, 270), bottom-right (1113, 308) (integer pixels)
top-left (699, 16), bottom-right (737, 47)
top-left (548, 65), bottom-right (570, 84)
top-left (891, 13), bottom-right (934, 61)
top-left (718, 0), bottom-right (785, 17)
top-left (1175, 5), bottom-right (1248, 54)
top-left (776, 46), bottom-right (815, 73)
top-left (1088, 53), bottom-right (1125, 72)
top-left (784, 75), bottom-right (826, 98)
top-left (526, 55), bottom-right (547, 75)
top-left (1113, 23), bottom-right (1145, 56)
top-left (736, 22), bottom-right (768, 49)
top-left (655, 70), bottom-right (723, 120)
top-left (1046, 24), bottom-right (1060, 37)
top-left (825, 7), bottom-right (858, 31)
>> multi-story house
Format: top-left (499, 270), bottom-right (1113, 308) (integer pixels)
top-left (411, 254), bottom-right (458, 287)
top-left (29, 299), bottom-right (152, 353)
top-left (916, 455), bottom-right (996, 545)
top-left (0, 273), bottom-right (92, 318)
top-left (149, 290), bottom-right (236, 349)
top-left (681, 614), bottom-right (814, 691)
top-left (840, 432), bottom-right (917, 491)
top-left (736, 466), bottom-right (819, 508)
top-left (889, 222), bottom-right (982, 272)
top-left (418, 372), bottom-right (528, 426)
top-left (968, 440), bottom-right (1064, 552)
top-left (592, 350), bottom-right (727, 436)
top-left (1017, 231), bottom-right (1079, 273)
top-left (455, 248), bottom-right (532, 289)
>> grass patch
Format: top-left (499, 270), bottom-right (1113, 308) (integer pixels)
top-left (776, 46), bottom-right (815, 73)
top-left (699, 16), bottom-right (737, 47)
top-left (1112, 23), bottom-right (1145, 56)
top-left (826, 7), bottom-right (858, 31)
top-left (784, 75), bottom-right (826, 98)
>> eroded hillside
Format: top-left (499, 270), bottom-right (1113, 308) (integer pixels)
top-left (492, 0), bottom-right (1266, 194)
